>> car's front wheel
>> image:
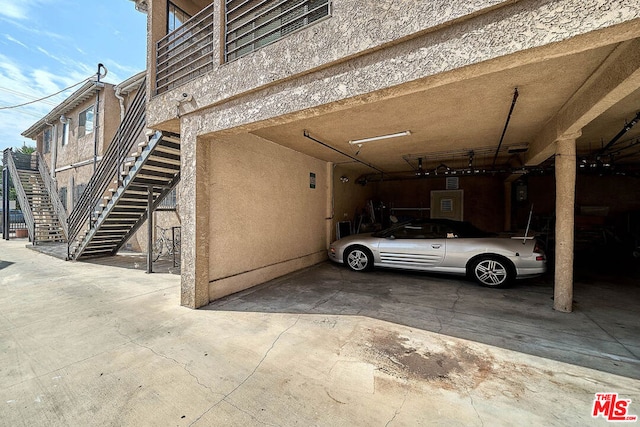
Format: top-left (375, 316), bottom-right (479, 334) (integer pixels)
top-left (345, 246), bottom-right (373, 272)
top-left (469, 256), bottom-right (513, 287)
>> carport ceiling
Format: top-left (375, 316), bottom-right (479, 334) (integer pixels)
top-left (253, 42), bottom-right (640, 175)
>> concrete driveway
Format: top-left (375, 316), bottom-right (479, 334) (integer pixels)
top-left (0, 239), bottom-right (638, 426)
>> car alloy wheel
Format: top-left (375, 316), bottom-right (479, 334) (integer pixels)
top-left (473, 258), bottom-right (509, 287)
top-left (346, 247), bottom-right (372, 272)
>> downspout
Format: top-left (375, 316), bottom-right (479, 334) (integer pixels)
top-left (93, 64), bottom-right (108, 173)
top-left (115, 86), bottom-right (126, 122)
top-left (45, 121), bottom-right (58, 179)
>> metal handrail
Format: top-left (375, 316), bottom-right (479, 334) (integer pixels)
top-left (36, 151), bottom-right (68, 238)
top-left (67, 77), bottom-right (147, 247)
top-left (3, 148), bottom-right (36, 242)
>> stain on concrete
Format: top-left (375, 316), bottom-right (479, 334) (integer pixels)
top-left (356, 328), bottom-right (497, 394)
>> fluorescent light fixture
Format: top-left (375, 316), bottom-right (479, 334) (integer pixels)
top-left (349, 130), bottom-right (411, 145)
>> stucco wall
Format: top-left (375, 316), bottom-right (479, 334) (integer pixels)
top-left (148, 0), bottom-right (640, 131)
top-left (206, 133), bottom-right (329, 300)
top-left (331, 164), bottom-right (375, 240)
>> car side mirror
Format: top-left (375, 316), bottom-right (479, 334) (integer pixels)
top-left (386, 235), bottom-right (396, 240)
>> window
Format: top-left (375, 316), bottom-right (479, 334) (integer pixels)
top-left (61, 122), bottom-right (69, 146)
top-left (73, 183), bottom-right (87, 207)
top-left (225, 0), bottom-right (330, 62)
top-left (168, 2), bottom-right (190, 33)
top-left (43, 128), bottom-right (51, 153)
top-left (78, 107), bottom-right (94, 137)
top-left (59, 187), bottom-right (67, 210)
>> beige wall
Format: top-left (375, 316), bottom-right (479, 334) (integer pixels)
top-left (29, 84), bottom-right (140, 212)
top-left (331, 164), bottom-right (375, 240)
top-left (206, 133), bottom-right (329, 299)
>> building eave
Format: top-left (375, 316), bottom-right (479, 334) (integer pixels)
top-left (114, 70), bottom-right (146, 94)
top-left (21, 80), bottom-right (105, 139)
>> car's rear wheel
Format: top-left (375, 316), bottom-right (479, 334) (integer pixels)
top-left (345, 246), bottom-right (373, 272)
top-left (470, 256), bottom-right (513, 288)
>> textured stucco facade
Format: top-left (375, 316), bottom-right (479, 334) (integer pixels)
top-left (27, 84), bottom-right (120, 211)
top-left (141, 0), bottom-right (640, 308)
top-left (148, 0), bottom-right (640, 134)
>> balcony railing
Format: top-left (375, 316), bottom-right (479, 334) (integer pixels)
top-left (156, 3), bottom-right (215, 95)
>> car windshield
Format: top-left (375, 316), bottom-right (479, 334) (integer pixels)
top-left (372, 219), bottom-right (495, 239)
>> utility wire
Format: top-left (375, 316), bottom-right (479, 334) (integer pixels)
top-left (0, 86), bottom-right (59, 106)
top-left (0, 77), bottom-right (92, 110)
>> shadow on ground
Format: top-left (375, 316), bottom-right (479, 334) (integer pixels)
top-left (205, 260), bottom-right (640, 380)
top-left (80, 252), bottom-right (180, 275)
top-left (0, 260), bottom-right (14, 270)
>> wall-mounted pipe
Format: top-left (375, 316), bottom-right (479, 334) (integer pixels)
top-left (115, 86), bottom-right (126, 122)
top-left (303, 130), bottom-right (385, 175)
top-left (492, 88), bottom-right (519, 168)
top-left (599, 110), bottom-right (640, 155)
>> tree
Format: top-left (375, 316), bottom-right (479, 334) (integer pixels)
top-left (17, 143), bottom-right (35, 155)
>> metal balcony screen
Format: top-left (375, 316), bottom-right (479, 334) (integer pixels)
top-left (156, 3), bottom-right (215, 94)
top-left (225, 0), bottom-right (330, 62)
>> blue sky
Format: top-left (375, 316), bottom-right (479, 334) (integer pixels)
top-left (0, 0), bottom-right (147, 152)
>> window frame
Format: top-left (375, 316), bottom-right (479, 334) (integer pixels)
top-left (43, 128), bottom-right (52, 153)
top-left (61, 122), bottom-right (69, 146)
top-left (168, 1), bottom-right (191, 33)
top-left (78, 106), bottom-right (95, 138)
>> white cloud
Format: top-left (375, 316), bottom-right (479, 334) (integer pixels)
top-left (0, 53), bottom-right (90, 151)
top-left (0, 1), bottom-right (28, 19)
top-left (0, 16), bottom-right (67, 41)
top-left (4, 34), bottom-right (28, 49)
top-left (0, 0), bottom-right (56, 21)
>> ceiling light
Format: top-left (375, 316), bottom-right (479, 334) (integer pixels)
top-left (349, 131), bottom-right (411, 146)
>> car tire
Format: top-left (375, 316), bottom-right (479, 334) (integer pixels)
top-left (345, 246), bottom-right (374, 272)
top-left (469, 256), bottom-right (514, 288)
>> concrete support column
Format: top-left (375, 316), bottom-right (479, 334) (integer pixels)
top-left (180, 122), bottom-right (210, 308)
top-left (554, 133), bottom-right (579, 313)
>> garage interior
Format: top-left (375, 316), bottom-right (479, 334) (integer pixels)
top-left (239, 42), bottom-right (640, 284)
top-left (192, 36), bottom-right (640, 381)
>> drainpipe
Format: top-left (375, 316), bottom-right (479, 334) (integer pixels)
top-left (45, 121), bottom-right (58, 179)
top-left (93, 64), bottom-right (108, 173)
top-left (115, 86), bottom-right (126, 122)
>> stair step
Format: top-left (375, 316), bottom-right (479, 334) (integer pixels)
top-left (153, 145), bottom-right (180, 156)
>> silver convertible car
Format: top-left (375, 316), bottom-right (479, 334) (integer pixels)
top-left (328, 219), bottom-right (546, 287)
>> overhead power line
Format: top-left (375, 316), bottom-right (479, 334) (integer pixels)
top-left (0, 86), bottom-right (60, 107)
top-left (0, 77), bottom-right (93, 111)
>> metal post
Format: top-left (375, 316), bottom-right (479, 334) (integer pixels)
top-left (2, 167), bottom-right (9, 240)
top-left (147, 185), bottom-right (154, 274)
top-left (93, 64), bottom-right (107, 173)
top-left (172, 226), bottom-right (176, 268)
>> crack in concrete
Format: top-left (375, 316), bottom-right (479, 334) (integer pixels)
top-left (583, 312), bottom-right (639, 359)
top-left (310, 289), bottom-right (342, 310)
top-left (466, 387), bottom-right (484, 427)
top-left (115, 328), bottom-right (224, 399)
top-left (224, 398), bottom-right (281, 427)
top-left (450, 283), bottom-right (463, 316)
top-left (384, 386), bottom-right (408, 427)
top-left (189, 316), bottom-right (301, 426)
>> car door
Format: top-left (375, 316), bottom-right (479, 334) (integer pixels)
top-left (377, 222), bottom-right (446, 271)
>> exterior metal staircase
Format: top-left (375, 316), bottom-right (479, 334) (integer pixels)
top-left (70, 131), bottom-right (180, 259)
top-left (2, 149), bottom-right (67, 244)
